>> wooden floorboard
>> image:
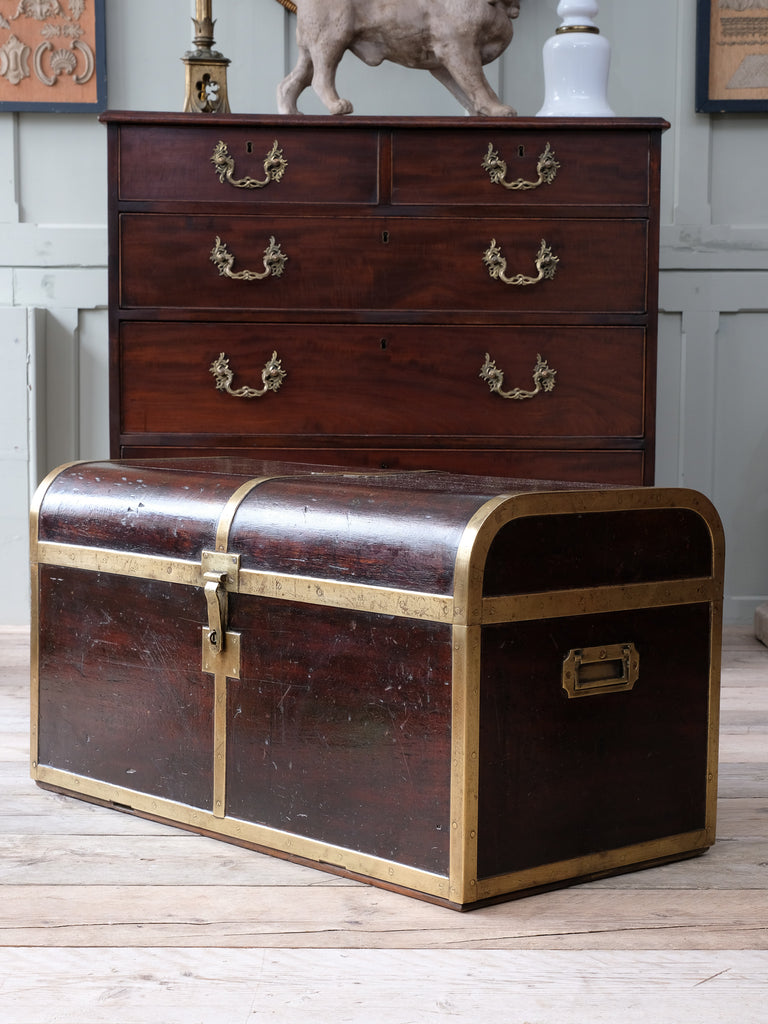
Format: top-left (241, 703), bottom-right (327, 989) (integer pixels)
top-left (2, 625), bottom-right (767, 1022)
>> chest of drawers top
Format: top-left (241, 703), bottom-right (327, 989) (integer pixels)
top-left (103, 110), bottom-right (666, 211)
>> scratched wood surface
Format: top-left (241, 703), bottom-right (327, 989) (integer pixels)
top-left (1, 626), bottom-right (767, 1022)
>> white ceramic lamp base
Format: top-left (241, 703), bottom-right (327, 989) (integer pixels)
top-left (537, 0), bottom-right (615, 117)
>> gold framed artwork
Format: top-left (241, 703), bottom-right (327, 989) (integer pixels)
top-left (696, 0), bottom-right (768, 112)
top-left (0, 0), bottom-right (106, 112)
top-left (275, 0), bottom-right (296, 12)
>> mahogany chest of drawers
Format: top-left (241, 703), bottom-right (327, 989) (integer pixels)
top-left (102, 112), bottom-right (667, 483)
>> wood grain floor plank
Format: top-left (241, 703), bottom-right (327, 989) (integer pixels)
top-left (2, 885), bottom-right (767, 949)
top-left (2, 949), bottom-right (768, 1024)
top-left (719, 762), bottom-right (768, 798)
top-left (720, 688), bottom-right (768, 724)
top-left (0, 834), bottom-right (351, 888)
top-left (718, 733), bottom-right (768, 762)
top-left (0, 798), bottom-right (764, 888)
top-left (716, 797), bottom-right (768, 837)
top-left (0, 734), bottom-right (28, 762)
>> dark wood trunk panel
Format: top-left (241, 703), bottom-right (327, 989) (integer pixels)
top-left (226, 599), bottom-right (453, 874)
top-left (37, 567), bottom-right (215, 810)
top-left (483, 507), bottom-right (716, 595)
top-left (37, 461), bottom-right (235, 557)
top-left (227, 476), bottom-right (480, 593)
top-left (477, 604), bottom-right (713, 879)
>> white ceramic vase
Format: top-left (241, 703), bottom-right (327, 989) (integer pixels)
top-left (537, 0), bottom-right (615, 117)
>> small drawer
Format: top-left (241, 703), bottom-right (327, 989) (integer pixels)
top-left (119, 323), bottom-right (646, 441)
top-left (117, 124), bottom-right (380, 205)
top-left (119, 214), bottom-right (648, 315)
top-left (391, 129), bottom-right (652, 207)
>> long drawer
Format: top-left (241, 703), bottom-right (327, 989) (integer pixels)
top-left (116, 444), bottom-right (646, 485)
top-left (119, 214), bottom-right (649, 314)
top-left (118, 322), bottom-right (646, 439)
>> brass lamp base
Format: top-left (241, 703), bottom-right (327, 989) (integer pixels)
top-left (182, 6), bottom-right (231, 114)
top-left (182, 55), bottom-right (231, 114)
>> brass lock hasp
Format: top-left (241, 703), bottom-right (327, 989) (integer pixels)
top-left (204, 570), bottom-right (228, 655)
top-left (201, 550), bottom-right (241, 678)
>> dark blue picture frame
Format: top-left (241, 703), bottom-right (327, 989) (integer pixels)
top-left (696, 0), bottom-right (768, 113)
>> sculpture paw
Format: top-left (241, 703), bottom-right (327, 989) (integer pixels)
top-left (328, 98), bottom-right (354, 115)
top-left (479, 102), bottom-right (517, 117)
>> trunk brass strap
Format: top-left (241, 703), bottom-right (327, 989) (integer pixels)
top-left (207, 472), bottom-right (322, 818)
top-left (214, 476), bottom-right (278, 552)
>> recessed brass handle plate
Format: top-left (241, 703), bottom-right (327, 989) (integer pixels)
top-left (482, 141), bottom-right (560, 191)
top-left (210, 235), bottom-right (288, 281)
top-left (210, 351), bottom-right (286, 398)
top-left (480, 352), bottom-right (557, 400)
top-left (562, 643), bottom-right (640, 699)
top-left (211, 139), bottom-right (287, 189)
top-left (483, 238), bottom-right (559, 286)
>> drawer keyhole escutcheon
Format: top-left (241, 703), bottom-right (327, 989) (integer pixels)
top-left (482, 141), bottom-right (560, 191)
top-left (210, 235), bottom-right (288, 281)
top-left (210, 351), bottom-right (286, 398)
top-left (479, 352), bottom-right (557, 401)
top-left (483, 238), bottom-right (559, 287)
top-left (381, 230), bottom-right (390, 244)
top-left (211, 139), bottom-right (287, 189)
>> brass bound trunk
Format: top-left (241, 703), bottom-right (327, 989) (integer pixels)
top-left (30, 460), bottom-right (724, 910)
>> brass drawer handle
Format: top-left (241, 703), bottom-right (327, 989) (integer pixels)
top-left (211, 139), bottom-right (287, 189)
top-left (480, 352), bottom-right (556, 400)
top-left (210, 235), bottom-right (288, 281)
top-left (210, 351), bottom-right (286, 398)
top-left (482, 141), bottom-right (560, 191)
top-left (483, 238), bottom-right (559, 287)
top-left (562, 643), bottom-right (639, 699)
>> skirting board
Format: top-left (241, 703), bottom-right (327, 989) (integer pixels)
top-left (755, 602), bottom-right (768, 647)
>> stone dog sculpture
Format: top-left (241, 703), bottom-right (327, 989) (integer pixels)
top-left (277, 0), bottom-right (521, 117)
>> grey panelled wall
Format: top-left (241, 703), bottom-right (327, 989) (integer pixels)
top-left (1, 0), bottom-right (767, 625)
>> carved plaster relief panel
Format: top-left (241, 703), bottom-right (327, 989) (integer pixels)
top-left (0, 0), bottom-right (104, 109)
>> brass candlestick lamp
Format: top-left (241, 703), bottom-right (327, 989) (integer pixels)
top-left (182, 0), bottom-right (231, 113)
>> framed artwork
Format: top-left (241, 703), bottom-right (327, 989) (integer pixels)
top-left (696, 0), bottom-right (768, 112)
top-left (0, 0), bottom-right (106, 112)
top-left (274, 0), bottom-right (296, 11)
